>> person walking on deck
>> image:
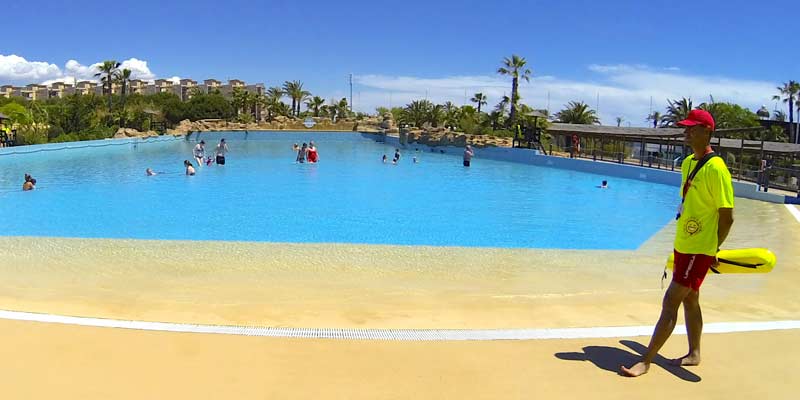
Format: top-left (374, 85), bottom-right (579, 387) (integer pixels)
top-left (621, 109), bottom-right (735, 377)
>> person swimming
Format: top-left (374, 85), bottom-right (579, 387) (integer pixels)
top-left (146, 168), bottom-right (157, 176)
top-left (599, 180), bottom-right (609, 189)
top-left (22, 174), bottom-right (35, 191)
top-left (382, 154), bottom-right (387, 163)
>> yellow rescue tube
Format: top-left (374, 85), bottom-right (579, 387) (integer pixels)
top-left (666, 248), bottom-right (776, 274)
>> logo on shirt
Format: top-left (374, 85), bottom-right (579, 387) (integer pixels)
top-left (684, 218), bottom-right (702, 236)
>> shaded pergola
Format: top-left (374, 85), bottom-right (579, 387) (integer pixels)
top-left (545, 123), bottom-right (800, 192)
top-left (546, 123), bottom-right (685, 168)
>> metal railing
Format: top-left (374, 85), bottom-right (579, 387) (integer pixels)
top-left (551, 145), bottom-right (800, 194)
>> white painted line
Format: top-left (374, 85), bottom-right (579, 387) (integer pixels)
top-left (786, 204), bottom-right (800, 223)
top-left (1, 310), bottom-right (799, 341)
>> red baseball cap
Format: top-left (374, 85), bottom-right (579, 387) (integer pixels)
top-left (677, 109), bottom-right (715, 131)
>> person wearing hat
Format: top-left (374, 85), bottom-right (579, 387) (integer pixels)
top-left (193, 140), bottom-right (206, 167)
top-left (621, 109), bottom-right (734, 377)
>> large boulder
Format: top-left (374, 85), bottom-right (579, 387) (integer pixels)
top-left (379, 113), bottom-right (395, 129)
top-left (114, 128), bottom-right (157, 139)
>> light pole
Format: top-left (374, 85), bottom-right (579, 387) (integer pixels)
top-left (349, 73), bottom-right (353, 113)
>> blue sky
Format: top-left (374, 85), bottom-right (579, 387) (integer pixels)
top-left (2, 0), bottom-right (797, 125)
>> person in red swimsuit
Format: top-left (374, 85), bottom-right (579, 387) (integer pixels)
top-left (307, 141), bottom-right (319, 163)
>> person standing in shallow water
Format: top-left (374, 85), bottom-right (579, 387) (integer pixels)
top-left (463, 145), bottom-right (474, 167)
top-left (621, 109), bottom-right (734, 377)
top-left (215, 138), bottom-right (229, 165)
top-left (296, 143), bottom-right (307, 163)
top-left (193, 140), bottom-right (206, 167)
top-left (307, 141), bottom-right (319, 163)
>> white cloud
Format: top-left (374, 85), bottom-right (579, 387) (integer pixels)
top-left (119, 58), bottom-right (156, 81)
top-left (350, 65), bottom-right (779, 126)
top-left (63, 59), bottom-right (98, 80)
top-left (40, 77), bottom-right (80, 86)
top-left (0, 54), bottom-right (62, 82)
top-left (1, 54), bottom-right (161, 86)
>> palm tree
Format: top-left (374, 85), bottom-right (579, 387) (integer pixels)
top-left (470, 93), bottom-right (488, 113)
top-left (118, 68), bottom-right (132, 100)
top-left (555, 101), bottom-right (600, 124)
top-left (94, 60), bottom-right (120, 111)
top-left (487, 110), bottom-right (504, 130)
top-left (266, 86), bottom-right (283, 101)
top-left (772, 80), bottom-right (800, 142)
top-left (336, 98), bottom-right (350, 119)
top-left (647, 111), bottom-right (662, 128)
top-left (443, 101), bottom-right (461, 129)
top-left (494, 95), bottom-right (510, 117)
top-left (774, 110), bottom-right (787, 122)
top-left (263, 86), bottom-right (284, 121)
top-left (401, 100), bottom-right (434, 128)
top-left (231, 87), bottom-right (243, 115)
top-left (497, 54), bottom-right (532, 126)
top-left (615, 116), bottom-right (624, 127)
top-left (661, 98), bottom-right (693, 127)
top-left (282, 80), bottom-right (311, 117)
top-left (297, 88), bottom-right (312, 116)
top-left (305, 96), bottom-right (325, 117)
top-left (427, 104), bottom-right (445, 127)
top-left (282, 81), bottom-right (298, 117)
top-left (324, 98), bottom-right (341, 122)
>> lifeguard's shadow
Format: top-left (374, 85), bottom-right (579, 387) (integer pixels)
top-left (555, 340), bottom-right (701, 382)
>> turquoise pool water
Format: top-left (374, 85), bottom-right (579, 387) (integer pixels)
top-left (0, 132), bottom-right (677, 249)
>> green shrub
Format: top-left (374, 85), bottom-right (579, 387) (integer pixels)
top-left (47, 125), bottom-right (65, 140)
top-left (50, 133), bottom-right (80, 143)
top-left (16, 127), bottom-right (48, 145)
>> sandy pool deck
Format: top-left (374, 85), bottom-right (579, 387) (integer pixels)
top-left (0, 199), bottom-right (798, 398)
top-left (2, 319), bottom-right (798, 399)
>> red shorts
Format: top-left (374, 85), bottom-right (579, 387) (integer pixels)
top-left (672, 250), bottom-right (715, 291)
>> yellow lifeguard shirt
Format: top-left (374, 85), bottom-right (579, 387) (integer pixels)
top-left (674, 155), bottom-right (734, 256)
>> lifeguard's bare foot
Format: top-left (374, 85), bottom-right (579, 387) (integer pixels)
top-left (620, 362), bottom-right (649, 377)
top-left (670, 353), bottom-right (701, 366)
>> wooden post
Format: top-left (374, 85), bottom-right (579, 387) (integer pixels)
top-left (600, 135), bottom-right (604, 161)
top-left (738, 136), bottom-right (744, 181)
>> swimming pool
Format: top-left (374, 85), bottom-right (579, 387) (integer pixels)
top-left (0, 132), bottom-right (677, 249)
